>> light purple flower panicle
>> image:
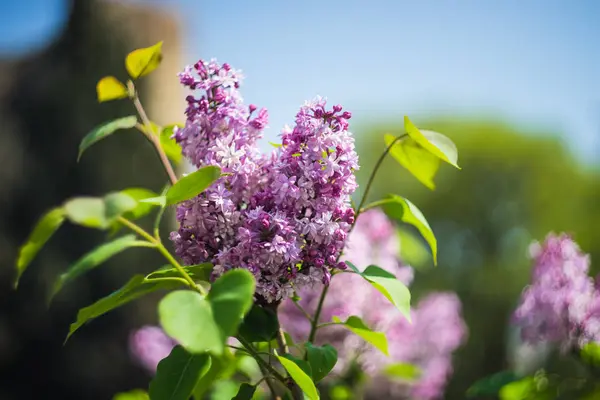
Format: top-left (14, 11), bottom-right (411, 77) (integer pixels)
top-left (170, 60), bottom-right (359, 303)
top-left (279, 209), bottom-right (467, 399)
top-left (129, 326), bottom-right (177, 373)
top-left (513, 233), bottom-right (600, 350)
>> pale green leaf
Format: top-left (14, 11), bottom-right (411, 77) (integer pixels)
top-left (15, 207), bottom-right (65, 288)
top-left (381, 195), bottom-right (437, 265)
top-left (404, 116), bottom-right (460, 168)
top-left (333, 315), bottom-right (388, 356)
top-left (112, 389), bottom-right (149, 400)
top-left (276, 352), bottom-right (319, 400)
top-left (147, 263), bottom-right (213, 283)
top-left (126, 41), bottom-right (163, 79)
top-left (77, 116), bottom-right (138, 161)
top-left (166, 166), bottom-right (221, 205)
top-left (159, 290), bottom-right (224, 355)
top-left (50, 235), bottom-right (148, 302)
top-left (385, 133), bottom-right (440, 190)
top-left (96, 76), bottom-right (128, 103)
top-left (383, 363), bottom-right (421, 381)
top-left (160, 125), bottom-right (183, 165)
top-left (362, 265), bottom-right (411, 321)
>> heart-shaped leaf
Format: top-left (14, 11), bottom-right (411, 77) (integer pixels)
top-left (96, 76), bottom-right (128, 103)
top-left (126, 41), bottom-right (163, 79)
top-left (306, 343), bottom-right (337, 383)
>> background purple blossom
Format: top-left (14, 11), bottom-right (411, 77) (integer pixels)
top-left (129, 325), bottom-right (177, 374)
top-left (513, 233), bottom-right (600, 350)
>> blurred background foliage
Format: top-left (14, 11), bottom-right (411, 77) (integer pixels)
top-left (1, 0), bottom-right (599, 399)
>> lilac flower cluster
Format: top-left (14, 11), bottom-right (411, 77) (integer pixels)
top-left (279, 209), bottom-right (467, 399)
top-left (513, 233), bottom-right (600, 350)
top-left (170, 60), bottom-right (358, 302)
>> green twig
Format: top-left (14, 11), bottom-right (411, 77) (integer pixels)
top-left (237, 336), bottom-right (287, 384)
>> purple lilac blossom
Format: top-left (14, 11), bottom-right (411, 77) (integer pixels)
top-left (170, 59), bottom-right (359, 303)
top-left (129, 325), bottom-right (177, 373)
top-left (279, 209), bottom-right (467, 399)
top-left (513, 233), bottom-right (600, 350)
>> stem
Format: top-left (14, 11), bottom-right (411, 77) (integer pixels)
top-left (308, 284), bottom-right (329, 343)
top-left (237, 336), bottom-right (287, 384)
top-left (226, 345), bottom-right (272, 358)
top-left (316, 321), bottom-right (342, 329)
top-left (360, 198), bottom-right (391, 212)
top-left (145, 276), bottom-right (190, 287)
top-left (117, 216), bottom-right (205, 295)
top-left (130, 85), bottom-right (178, 185)
top-left (291, 300), bottom-right (313, 322)
top-left (275, 328), bottom-right (289, 354)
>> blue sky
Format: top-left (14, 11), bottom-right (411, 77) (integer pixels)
top-left (1, 0), bottom-right (599, 162)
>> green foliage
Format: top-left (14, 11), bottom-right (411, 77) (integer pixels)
top-left (96, 76), bottom-right (128, 103)
top-left (192, 354), bottom-right (231, 399)
top-left (146, 263), bottom-right (213, 283)
top-left (14, 207), bottom-right (65, 287)
top-left (50, 235), bottom-right (149, 302)
top-left (112, 390), bottom-right (149, 400)
top-left (77, 116), bottom-right (138, 161)
top-left (404, 116), bottom-right (460, 168)
top-left (306, 343), bottom-right (338, 383)
top-left (207, 269), bottom-right (256, 340)
top-left (238, 305), bottom-right (280, 343)
top-left (499, 376), bottom-right (536, 400)
top-left (160, 125), bottom-right (183, 165)
top-left (345, 262), bottom-right (411, 321)
top-left (126, 41), bottom-right (163, 79)
top-left (64, 192), bottom-right (141, 229)
top-left (385, 133), bottom-right (440, 190)
top-left (165, 165), bottom-right (221, 205)
top-left (467, 371), bottom-right (520, 397)
top-left (581, 342), bottom-right (600, 367)
top-left (383, 363), bottom-right (421, 381)
top-left (276, 352), bottom-right (320, 400)
top-left (149, 345), bottom-right (211, 400)
top-left (231, 383), bottom-right (257, 400)
top-left (159, 290), bottom-right (224, 355)
top-left (332, 315), bottom-right (388, 355)
top-left (379, 195), bottom-right (437, 265)
top-left (118, 188), bottom-right (159, 219)
top-left (66, 273), bottom-right (182, 341)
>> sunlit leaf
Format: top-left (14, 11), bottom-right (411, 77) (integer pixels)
top-left (385, 133), bottom-right (440, 190)
top-left (112, 389), bottom-right (149, 400)
top-left (14, 207), bottom-right (65, 288)
top-left (125, 41), bottom-right (163, 79)
top-left (381, 195), bottom-right (437, 265)
top-left (383, 363), bottom-right (421, 381)
top-left (159, 290), bottom-right (223, 355)
top-left (276, 352), bottom-right (319, 400)
top-left (119, 188), bottom-right (159, 220)
top-left (64, 197), bottom-right (107, 228)
top-left (306, 343), bottom-right (337, 383)
top-left (149, 345), bottom-right (211, 400)
top-left (362, 265), bottom-right (411, 321)
top-left (96, 76), bottom-right (128, 103)
top-left (166, 166), bottom-right (221, 205)
top-left (332, 316), bottom-right (388, 356)
top-left (404, 116), bottom-right (460, 168)
top-left (66, 274), bottom-right (181, 341)
top-left (467, 371), bottom-right (520, 398)
top-left (77, 116), bottom-right (138, 161)
top-left (499, 376), bottom-right (536, 400)
top-left (50, 235), bottom-right (148, 302)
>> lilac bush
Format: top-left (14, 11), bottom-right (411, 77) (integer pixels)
top-left (14, 42), bottom-right (464, 400)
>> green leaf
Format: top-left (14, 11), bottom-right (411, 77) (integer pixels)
top-left (231, 383), bottom-right (257, 400)
top-left (166, 166), bottom-right (221, 205)
top-left (284, 353), bottom-right (313, 378)
top-left (306, 343), bottom-right (337, 383)
top-left (192, 355), bottom-right (229, 399)
top-left (77, 116), bottom-right (138, 161)
top-left (159, 290), bottom-right (224, 355)
top-left (120, 188), bottom-right (159, 219)
top-left (211, 380), bottom-right (241, 400)
top-left (499, 377), bottom-right (536, 400)
top-left (269, 141), bottom-right (282, 148)
top-left (160, 125), bottom-right (183, 165)
top-left (112, 389), bottom-right (149, 400)
top-left (333, 315), bottom-right (388, 356)
top-left (50, 235), bottom-right (147, 302)
top-left (140, 196), bottom-right (167, 207)
top-left (581, 342), bottom-right (600, 366)
top-left (381, 195), bottom-right (437, 265)
top-left (14, 207), bottom-right (65, 288)
top-left (147, 263), bottom-right (213, 283)
top-left (208, 269), bottom-right (256, 339)
top-left (96, 76), bottom-right (128, 103)
top-left (126, 41), bottom-right (163, 79)
top-left (383, 363), bottom-right (421, 382)
top-left (238, 305), bottom-right (279, 343)
top-left (66, 274), bottom-right (181, 342)
top-left (362, 265), bottom-right (411, 321)
top-left (385, 133), bottom-right (441, 190)
top-left (467, 371), bottom-right (520, 398)
top-left (276, 352), bottom-right (319, 400)
top-left (104, 192), bottom-right (138, 221)
top-left (149, 345), bottom-right (211, 400)
top-left (404, 116), bottom-right (460, 168)
top-left (64, 197), bottom-right (107, 228)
